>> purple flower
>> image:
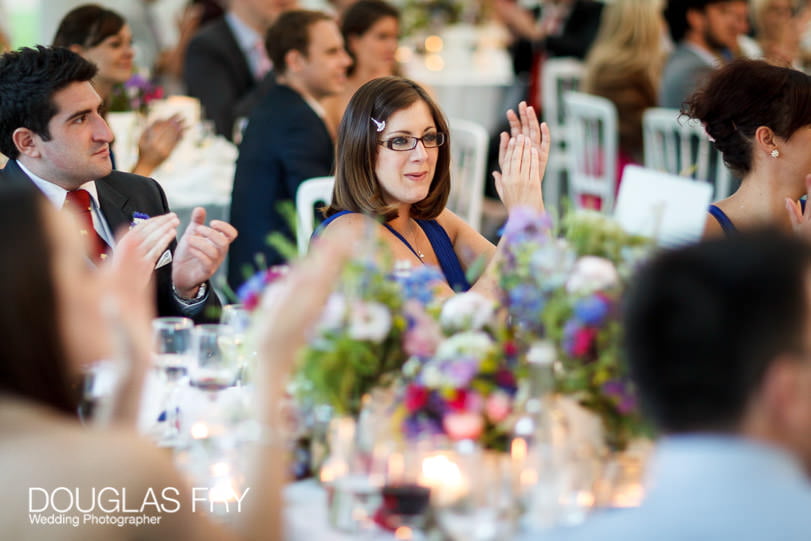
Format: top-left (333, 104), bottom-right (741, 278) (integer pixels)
top-left (426, 390), bottom-right (449, 415)
top-left (562, 319), bottom-right (582, 357)
top-left (403, 414), bottom-right (443, 439)
top-left (124, 73), bottom-right (149, 89)
top-left (501, 206), bottom-right (552, 243)
top-left (574, 295), bottom-right (610, 326)
top-left (602, 379), bottom-right (638, 415)
top-left (441, 357), bottom-right (480, 388)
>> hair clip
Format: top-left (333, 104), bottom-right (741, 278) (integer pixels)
top-left (371, 117), bottom-right (385, 132)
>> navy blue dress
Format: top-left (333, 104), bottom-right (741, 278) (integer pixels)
top-left (317, 210), bottom-right (471, 292)
top-left (709, 200), bottom-right (806, 236)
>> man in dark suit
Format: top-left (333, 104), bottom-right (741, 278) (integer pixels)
top-left (0, 46), bottom-right (236, 323)
top-left (227, 10), bottom-right (351, 290)
top-left (183, 0), bottom-right (298, 140)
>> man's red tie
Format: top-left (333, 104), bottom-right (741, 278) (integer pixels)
top-left (63, 189), bottom-right (108, 263)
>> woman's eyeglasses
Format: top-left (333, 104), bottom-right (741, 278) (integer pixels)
top-left (378, 132), bottom-right (446, 151)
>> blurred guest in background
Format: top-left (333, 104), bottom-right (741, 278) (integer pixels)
top-left (228, 10), bottom-right (350, 289)
top-left (493, 0), bottom-right (603, 112)
top-left (544, 229), bottom-right (811, 540)
top-left (323, 0), bottom-right (401, 136)
top-left (584, 0), bottom-right (667, 173)
top-left (660, 0), bottom-right (749, 108)
top-left (53, 4), bottom-right (185, 178)
top-left (681, 59), bottom-right (811, 237)
top-left (746, 0), bottom-right (803, 67)
top-left (325, 0), bottom-right (360, 18)
top-left (183, 0), bottom-right (297, 140)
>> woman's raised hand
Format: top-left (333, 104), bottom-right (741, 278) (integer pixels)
top-left (494, 131), bottom-right (546, 212)
top-left (493, 101), bottom-right (550, 212)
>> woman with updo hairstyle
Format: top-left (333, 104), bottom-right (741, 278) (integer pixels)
top-left (683, 59), bottom-right (811, 238)
top-left (53, 4), bottom-right (184, 178)
top-left (318, 76), bottom-right (549, 299)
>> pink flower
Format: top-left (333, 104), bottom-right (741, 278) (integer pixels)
top-left (405, 384), bottom-right (429, 412)
top-left (443, 412), bottom-right (484, 441)
top-left (403, 301), bottom-right (442, 357)
top-left (572, 327), bottom-right (597, 357)
top-left (485, 392), bottom-right (512, 423)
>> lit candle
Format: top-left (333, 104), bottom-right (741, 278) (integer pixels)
top-left (419, 453), bottom-right (467, 505)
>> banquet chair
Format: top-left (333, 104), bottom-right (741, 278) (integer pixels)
top-left (448, 117), bottom-right (488, 232)
top-left (563, 91), bottom-right (619, 213)
top-left (295, 176), bottom-right (334, 255)
top-left (643, 107), bottom-right (735, 199)
top-left (541, 57), bottom-right (585, 214)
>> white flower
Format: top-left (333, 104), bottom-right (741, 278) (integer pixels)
top-left (435, 331), bottom-right (494, 361)
top-left (402, 356), bottom-right (423, 378)
top-left (565, 256), bottom-right (619, 295)
top-left (526, 340), bottom-right (556, 366)
top-left (347, 301), bottom-right (392, 343)
top-left (422, 362), bottom-right (443, 387)
top-left (439, 292), bottom-right (496, 331)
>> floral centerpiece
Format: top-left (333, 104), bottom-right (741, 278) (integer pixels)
top-left (393, 288), bottom-right (521, 452)
top-left (498, 207), bottom-right (653, 450)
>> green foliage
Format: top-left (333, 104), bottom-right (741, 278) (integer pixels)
top-left (293, 253), bottom-right (409, 417)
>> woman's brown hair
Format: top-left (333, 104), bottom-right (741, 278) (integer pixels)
top-left (0, 185), bottom-right (79, 416)
top-left (325, 76), bottom-right (451, 221)
top-left (684, 59), bottom-right (811, 177)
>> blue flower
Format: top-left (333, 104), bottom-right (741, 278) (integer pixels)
top-left (573, 295), bottom-right (610, 326)
top-left (507, 283), bottom-right (545, 323)
top-left (393, 265), bottom-right (445, 305)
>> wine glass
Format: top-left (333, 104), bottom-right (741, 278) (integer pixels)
top-left (219, 304), bottom-right (252, 384)
top-left (379, 446), bottom-right (432, 541)
top-left (152, 316), bottom-right (194, 447)
top-left (432, 444), bottom-right (518, 541)
top-left (189, 324), bottom-right (241, 397)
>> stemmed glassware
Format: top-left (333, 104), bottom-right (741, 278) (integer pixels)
top-left (188, 324), bottom-right (241, 397)
top-left (432, 443), bottom-right (518, 541)
top-left (219, 304), bottom-right (252, 385)
top-left (152, 316), bottom-right (194, 447)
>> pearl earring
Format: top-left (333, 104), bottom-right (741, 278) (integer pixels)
top-left (771, 148), bottom-right (780, 158)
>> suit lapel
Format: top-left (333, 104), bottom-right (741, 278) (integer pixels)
top-left (219, 20), bottom-right (253, 88)
top-left (96, 177), bottom-right (133, 232)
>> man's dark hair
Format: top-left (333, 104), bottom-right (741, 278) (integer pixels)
top-left (0, 46), bottom-right (97, 160)
top-left (664, 0), bottom-right (741, 43)
top-left (624, 230), bottom-right (811, 433)
top-left (265, 10), bottom-right (333, 76)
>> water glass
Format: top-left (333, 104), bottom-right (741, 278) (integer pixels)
top-left (152, 317), bottom-right (194, 446)
top-left (189, 324), bottom-right (241, 396)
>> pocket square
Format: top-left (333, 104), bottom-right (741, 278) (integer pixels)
top-left (156, 249), bottom-right (172, 269)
